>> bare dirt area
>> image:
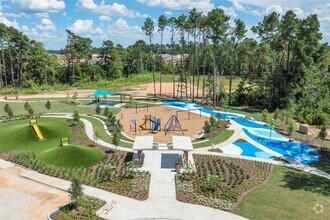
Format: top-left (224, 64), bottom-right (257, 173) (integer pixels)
top-left (117, 105), bottom-right (208, 142)
top-left (141, 82), bottom-right (202, 96)
top-left (0, 166), bottom-right (69, 220)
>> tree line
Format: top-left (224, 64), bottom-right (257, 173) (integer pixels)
top-left (0, 8), bottom-right (329, 125)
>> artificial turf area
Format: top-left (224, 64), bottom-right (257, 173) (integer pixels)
top-left (0, 118), bottom-right (104, 168)
top-left (193, 130), bottom-right (234, 148)
top-left (235, 166), bottom-right (330, 220)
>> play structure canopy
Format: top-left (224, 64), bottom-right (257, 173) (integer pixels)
top-left (90, 88), bottom-right (118, 97)
top-left (133, 136), bottom-right (154, 151)
top-left (172, 136), bottom-right (193, 151)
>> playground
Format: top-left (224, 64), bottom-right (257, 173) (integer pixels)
top-left (117, 105), bottom-right (208, 142)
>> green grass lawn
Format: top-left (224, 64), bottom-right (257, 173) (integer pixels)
top-left (0, 101), bottom-right (121, 116)
top-left (0, 118), bottom-right (104, 168)
top-left (80, 116), bottom-right (133, 148)
top-left (193, 130), bottom-right (234, 148)
top-left (235, 166), bottom-right (330, 220)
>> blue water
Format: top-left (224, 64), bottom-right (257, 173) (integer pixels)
top-left (252, 129), bottom-right (287, 140)
top-left (163, 100), bottom-right (320, 164)
top-left (233, 117), bottom-right (269, 129)
top-left (243, 128), bottom-right (319, 164)
top-left (234, 141), bottom-right (275, 160)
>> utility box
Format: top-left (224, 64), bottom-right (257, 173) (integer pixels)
top-left (299, 124), bottom-right (309, 134)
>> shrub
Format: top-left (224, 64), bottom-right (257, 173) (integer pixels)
top-left (95, 104), bottom-right (101, 115)
top-left (261, 109), bottom-right (269, 122)
top-left (4, 103), bottom-right (10, 113)
top-left (45, 100), bottom-right (51, 111)
top-left (103, 107), bottom-right (109, 117)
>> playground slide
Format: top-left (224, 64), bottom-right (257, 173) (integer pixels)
top-left (139, 117), bottom-right (148, 129)
top-left (150, 118), bottom-right (160, 132)
top-left (32, 124), bottom-right (45, 140)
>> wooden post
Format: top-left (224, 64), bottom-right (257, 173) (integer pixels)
top-left (183, 150), bottom-right (189, 166)
top-left (137, 150), bottom-right (142, 165)
top-left (147, 103), bottom-right (149, 112)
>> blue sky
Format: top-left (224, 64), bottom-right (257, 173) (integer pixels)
top-left (0, 0), bottom-right (329, 49)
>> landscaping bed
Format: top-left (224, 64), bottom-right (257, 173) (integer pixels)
top-left (51, 196), bottom-right (106, 220)
top-left (176, 154), bottom-right (273, 211)
top-left (1, 141), bottom-right (150, 200)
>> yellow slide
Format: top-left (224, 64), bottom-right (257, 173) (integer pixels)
top-left (32, 124), bottom-right (45, 140)
top-left (139, 114), bottom-right (150, 129)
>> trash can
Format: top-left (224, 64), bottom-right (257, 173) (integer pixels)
top-left (175, 163), bottom-right (181, 172)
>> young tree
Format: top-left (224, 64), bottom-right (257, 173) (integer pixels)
top-left (261, 108), bottom-right (269, 122)
top-left (73, 110), bottom-right (80, 124)
top-left (205, 9), bottom-right (230, 108)
top-left (4, 103), bottom-right (9, 113)
top-left (96, 104), bottom-right (101, 115)
top-left (318, 124), bottom-right (327, 147)
top-left (112, 131), bottom-right (120, 150)
top-left (103, 107), bottom-right (109, 117)
top-left (287, 120), bottom-right (295, 136)
top-left (68, 178), bottom-right (84, 207)
top-left (45, 100), bottom-right (51, 111)
top-left (142, 17), bottom-right (156, 96)
top-left (24, 101), bottom-right (30, 111)
top-left (158, 15), bottom-right (167, 96)
top-left (7, 107), bottom-right (13, 118)
top-left (27, 106), bottom-right (34, 116)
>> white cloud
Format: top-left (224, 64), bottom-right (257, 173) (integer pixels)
top-left (165, 11), bottom-right (173, 16)
top-left (137, 0), bottom-right (214, 13)
top-left (264, 4), bottom-right (284, 15)
top-left (77, 0), bottom-right (148, 18)
top-left (12, 0), bottom-right (65, 13)
top-left (218, 6), bottom-right (237, 18)
top-left (115, 18), bottom-right (129, 29)
top-left (99, 15), bottom-right (111, 22)
top-left (0, 12), bottom-right (19, 29)
top-left (230, 0), bottom-right (246, 11)
top-left (35, 13), bottom-right (49, 19)
top-left (234, 0), bottom-right (326, 10)
top-left (36, 18), bottom-right (56, 32)
top-left (68, 19), bottom-right (94, 34)
top-left (76, 0), bottom-right (97, 10)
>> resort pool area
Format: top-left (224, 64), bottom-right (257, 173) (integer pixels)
top-left (162, 100), bottom-right (320, 164)
top-left (88, 101), bottom-right (119, 107)
top-left (243, 128), bottom-right (319, 164)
